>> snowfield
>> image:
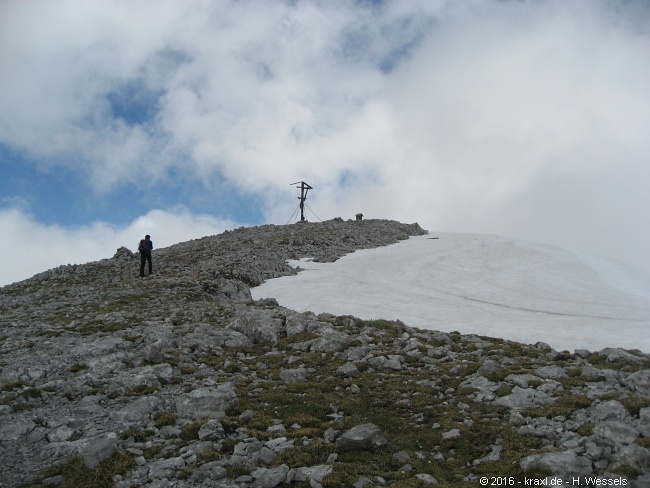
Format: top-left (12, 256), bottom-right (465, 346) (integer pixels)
top-left (252, 234), bottom-right (650, 353)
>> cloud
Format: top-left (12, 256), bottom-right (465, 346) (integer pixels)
top-left (0, 206), bottom-right (236, 286)
top-left (0, 0), bottom-right (649, 276)
top-left (366, 0), bottom-right (650, 269)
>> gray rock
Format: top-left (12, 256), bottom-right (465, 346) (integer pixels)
top-left (383, 355), bottom-right (404, 371)
top-left (593, 420), bottom-right (639, 445)
top-left (601, 348), bottom-right (646, 363)
top-left (257, 446), bottom-right (278, 465)
top-left (144, 345), bottom-right (164, 364)
top-left (176, 383), bottom-right (238, 419)
top-left (228, 309), bottom-right (285, 344)
top-left (120, 366), bottom-right (162, 391)
top-left (614, 444), bottom-right (650, 472)
top-left (198, 419), bottom-right (225, 441)
top-left (639, 408), bottom-right (650, 437)
top-left (534, 366), bottom-right (568, 379)
top-left (323, 428), bottom-right (340, 442)
top-left (494, 386), bottom-right (554, 409)
top-left (148, 456), bottom-right (185, 479)
top-left (442, 428), bottom-right (461, 440)
top-left (473, 445), bottom-right (502, 465)
top-left (338, 362), bottom-right (360, 377)
top-left (335, 423), bottom-right (388, 452)
top-left (309, 328), bottom-right (351, 353)
top-left (415, 473), bottom-right (439, 484)
top-left (352, 477), bottom-right (372, 488)
top-left (345, 346), bottom-right (370, 361)
top-left (82, 435), bottom-right (119, 469)
top-left (477, 359), bottom-right (502, 376)
top-left (592, 400), bottom-right (628, 421)
top-left (188, 461), bottom-right (228, 483)
top-left (632, 474), bottom-right (650, 488)
top-left (280, 367), bottom-right (309, 384)
top-left (251, 463), bottom-right (290, 488)
top-left (285, 314), bottom-right (310, 337)
top-left (267, 424), bottom-right (286, 435)
top-left (115, 396), bottom-right (160, 422)
top-left (520, 450), bottom-right (593, 478)
top-left (393, 450), bottom-right (411, 463)
top-left (287, 465), bottom-right (333, 483)
top-left (460, 375), bottom-right (498, 393)
top-left (46, 425), bottom-right (74, 443)
top-left (504, 373), bottom-right (541, 388)
top-left (625, 369), bottom-right (650, 396)
top-left (265, 436), bottom-right (295, 452)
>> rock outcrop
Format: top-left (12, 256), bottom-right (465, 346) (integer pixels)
top-left (1, 219), bottom-right (648, 487)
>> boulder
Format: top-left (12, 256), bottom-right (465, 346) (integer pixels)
top-left (228, 309), bottom-right (284, 344)
top-left (0, 419), bottom-right (36, 442)
top-left (310, 328), bottom-right (351, 353)
top-left (335, 423), bottom-right (388, 452)
top-left (520, 450), bottom-right (593, 478)
top-left (251, 464), bottom-right (290, 488)
top-left (188, 461), bottom-right (228, 483)
top-left (198, 419), bottom-right (225, 441)
top-left (614, 444), bottom-right (650, 472)
top-left (601, 348), bottom-right (646, 363)
top-left (287, 465), bottom-right (333, 483)
top-left (591, 400), bottom-right (628, 421)
top-left (593, 420), bottom-right (639, 445)
top-left (415, 474), bottom-right (439, 484)
top-left (176, 383), bottom-right (238, 419)
top-left (82, 435), bottom-right (120, 469)
top-left (625, 369), bottom-right (650, 396)
top-left (494, 386), bottom-right (554, 409)
top-left (279, 367), bottom-right (309, 384)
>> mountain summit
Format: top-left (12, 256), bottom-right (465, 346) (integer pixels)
top-left (1, 219), bottom-right (649, 487)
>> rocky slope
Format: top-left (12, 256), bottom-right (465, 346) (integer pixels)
top-left (0, 219), bottom-right (648, 488)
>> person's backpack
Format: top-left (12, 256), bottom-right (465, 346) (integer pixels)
top-left (138, 239), bottom-right (147, 253)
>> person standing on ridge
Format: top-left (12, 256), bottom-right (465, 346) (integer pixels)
top-left (138, 234), bottom-right (154, 277)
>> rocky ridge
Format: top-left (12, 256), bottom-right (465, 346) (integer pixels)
top-left (0, 219), bottom-right (649, 487)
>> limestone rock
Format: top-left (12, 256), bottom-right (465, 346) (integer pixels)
top-left (335, 423), bottom-right (388, 452)
top-left (251, 463), bottom-right (290, 488)
top-left (176, 383), bottom-right (238, 419)
top-left (625, 369), bottom-right (650, 396)
top-left (494, 386), bottom-right (554, 409)
top-left (593, 420), bottom-right (639, 445)
top-left (520, 450), bottom-right (593, 478)
top-left (82, 435), bottom-right (120, 469)
top-left (280, 367), bottom-right (309, 384)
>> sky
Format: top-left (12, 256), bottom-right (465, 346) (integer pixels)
top-left (1, 0), bottom-right (650, 287)
top-left (252, 234), bottom-right (650, 353)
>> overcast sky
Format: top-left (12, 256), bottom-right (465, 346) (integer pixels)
top-left (1, 0), bottom-right (649, 287)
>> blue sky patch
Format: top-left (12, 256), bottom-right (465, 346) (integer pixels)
top-left (0, 143), bottom-right (263, 227)
top-left (106, 80), bottom-right (162, 126)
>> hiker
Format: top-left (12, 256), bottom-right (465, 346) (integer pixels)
top-left (138, 234), bottom-right (154, 277)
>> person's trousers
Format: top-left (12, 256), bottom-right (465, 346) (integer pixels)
top-left (140, 253), bottom-right (152, 276)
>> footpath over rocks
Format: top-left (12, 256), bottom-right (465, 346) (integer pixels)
top-left (0, 219), bottom-right (649, 487)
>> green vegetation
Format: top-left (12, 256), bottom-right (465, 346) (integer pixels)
top-left (121, 427), bottom-right (154, 442)
top-left (22, 452), bottom-right (134, 488)
top-left (180, 420), bottom-right (206, 442)
top-left (523, 395), bottom-right (592, 419)
top-left (69, 363), bottom-right (88, 373)
top-left (154, 411), bottom-right (177, 428)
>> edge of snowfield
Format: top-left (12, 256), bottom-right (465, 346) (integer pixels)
top-left (252, 233), bottom-right (650, 354)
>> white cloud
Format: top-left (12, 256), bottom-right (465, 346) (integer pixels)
top-left (0, 1), bottom-right (649, 274)
top-left (0, 206), bottom-right (236, 287)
